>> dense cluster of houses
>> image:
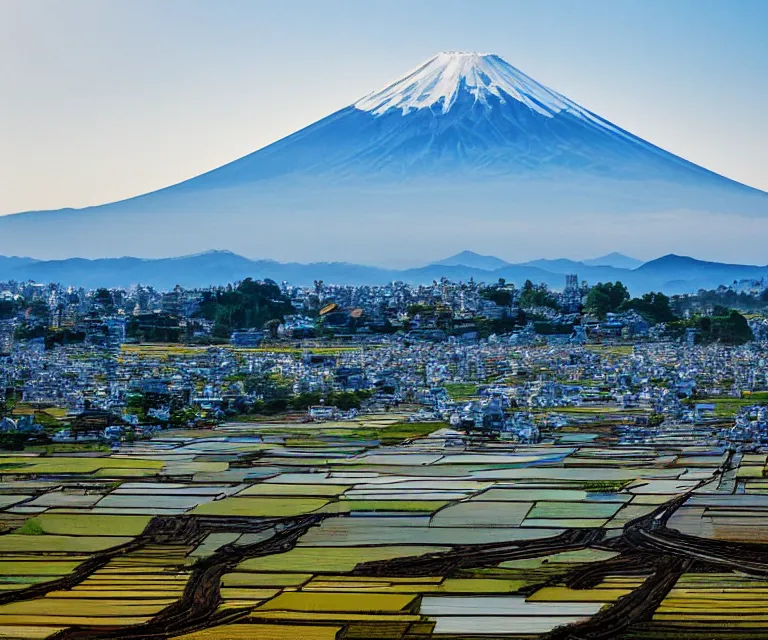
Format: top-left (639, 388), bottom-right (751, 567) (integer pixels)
top-left (0, 324), bottom-right (766, 444)
top-left (0, 275), bottom-right (668, 355)
top-left (0, 275), bottom-right (767, 445)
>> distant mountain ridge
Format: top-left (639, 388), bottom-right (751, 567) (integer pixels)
top-left (521, 258), bottom-right (587, 273)
top-left (583, 253), bottom-right (643, 269)
top-left (431, 251), bottom-right (511, 270)
top-left (1, 250), bottom-right (766, 295)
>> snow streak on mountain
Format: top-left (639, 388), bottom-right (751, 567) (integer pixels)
top-left (354, 52), bottom-right (580, 117)
top-left (1, 52), bottom-right (766, 263)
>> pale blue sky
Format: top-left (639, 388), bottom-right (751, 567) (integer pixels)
top-left (1, 0), bottom-right (767, 213)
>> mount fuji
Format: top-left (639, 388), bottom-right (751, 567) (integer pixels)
top-left (2, 51), bottom-right (766, 263)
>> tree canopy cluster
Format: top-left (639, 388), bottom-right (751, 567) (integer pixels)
top-left (585, 282), bottom-right (630, 318)
top-left (670, 307), bottom-right (754, 345)
top-left (0, 299), bottom-right (21, 320)
top-left (234, 373), bottom-right (372, 415)
top-left (622, 292), bottom-right (677, 324)
top-left (196, 278), bottom-right (294, 339)
top-left (480, 287), bottom-right (514, 307)
top-left (673, 287), bottom-right (768, 315)
top-left (581, 281), bottom-right (755, 344)
top-left (519, 280), bottom-right (558, 310)
top-left (126, 314), bottom-right (182, 343)
top-left (585, 283), bottom-right (678, 325)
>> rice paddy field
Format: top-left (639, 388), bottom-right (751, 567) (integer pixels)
top-left (120, 344), bottom-right (366, 360)
top-left (0, 411), bottom-right (763, 639)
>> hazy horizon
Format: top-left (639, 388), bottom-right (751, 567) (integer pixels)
top-left (0, 246), bottom-right (765, 272)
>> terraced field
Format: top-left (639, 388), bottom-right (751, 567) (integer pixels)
top-left (0, 413), bottom-right (763, 639)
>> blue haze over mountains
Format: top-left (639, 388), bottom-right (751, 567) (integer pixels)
top-left (0, 52), bottom-right (766, 263)
top-left (1, 250), bottom-right (767, 295)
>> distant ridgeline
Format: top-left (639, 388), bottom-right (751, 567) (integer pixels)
top-left (0, 251), bottom-right (767, 294)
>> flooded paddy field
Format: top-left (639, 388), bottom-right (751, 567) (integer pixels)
top-left (0, 412), bottom-right (764, 639)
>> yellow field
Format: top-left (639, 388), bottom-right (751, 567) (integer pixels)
top-left (0, 536), bottom-right (133, 553)
top-left (192, 497), bottom-right (329, 517)
top-left (173, 623), bottom-right (341, 640)
top-left (24, 514), bottom-right (151, 537)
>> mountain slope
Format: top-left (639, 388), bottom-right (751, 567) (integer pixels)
top-left (432, 251), bottom-right (510, 270)
top-left (583, 253), bottom-right (644, 269)
top-left (637, 254), bottom-right (768, 283)
top-left (1, 51), bottom-right (766, 262)
top-left (522, 258), bottom-right (586, 273)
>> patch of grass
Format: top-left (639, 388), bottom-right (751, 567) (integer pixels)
top-left (0, 560), bottom-right (82, 576)
top-left (742, 391), bottom-right (768, 401)
top-left (697, 397), bottom-right (763, 418)
top-left (321, 500), bottom-right (448, 514)
top-left (30, 513), bottom-right (152, 536)
top-left (0, 456), bottom-right (163, 475)
top-left (444, 383), bottom-right (479, 399)
top-left (192, 497), bottom-right (329, 517)
top-left (378, 421), bottom-right (448, 445)
top-left (231, 346), bottom-right (363, 355)
top-left (550, 406), bottom-right (642, 415)
top-left (527, 501), bottom-right (621, 519)
top-left (91, 467), bottom-right (160, 478)
top-left (246, 420), bottom-right (447, 445)
top-left (16, 519), bottom-right (44, 535)
top-left (121, 344), bottom-right (203, 356)
top-left (584, 345), bottom-right (634, 356)
top-left (0, 535), bottom-right (134, 553)
top-left (27, 443), bottom-right (111, 454)
top-left (238, 484), bottom-right (350, 497)
top-left (237, 546), bottom-right (447, 573)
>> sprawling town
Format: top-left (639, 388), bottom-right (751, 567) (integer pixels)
top-left (0, 272), bottom-right (767, 639)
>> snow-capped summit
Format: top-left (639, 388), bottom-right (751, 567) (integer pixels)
top-left (1, 51), bottom-right (766, 263)
top-left (355, 51), bottom-right (577, 118)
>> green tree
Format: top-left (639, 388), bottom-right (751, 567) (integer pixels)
top-left (0, 300), bottom-right (19, 320)
top-left (648, 413), bottom-right (665, 427)
top-left (519, 285), bottom-right (558, 310)
top-left (407, 304), bottom-right (434, 317)
top-left (126, 314), bottom-right (182, 343)
top-left (169, 395), bottom-right (197, 428)
top-left (197, 278), bottom-right (293, 338)
top-left (622, 291), bottom-right (677, 324)
top-left (93, 289), bottom-right (114, 312)
top-left (264, 318), bottom-right (281, 339)
top-left (26, 299), bottom-right (50, 324)
top-left (480, 288), bottom-right (513, 307)
top-left (243, 372), bottom-right (290, 400)
top-left (585, 288), bottom-right (611, 318)
top-left (711, 309), bottom-right (753, 345)
top-left (668, 308), bottom-right (753, 345)
top-left (585, 282), bottom-right (629, 318)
